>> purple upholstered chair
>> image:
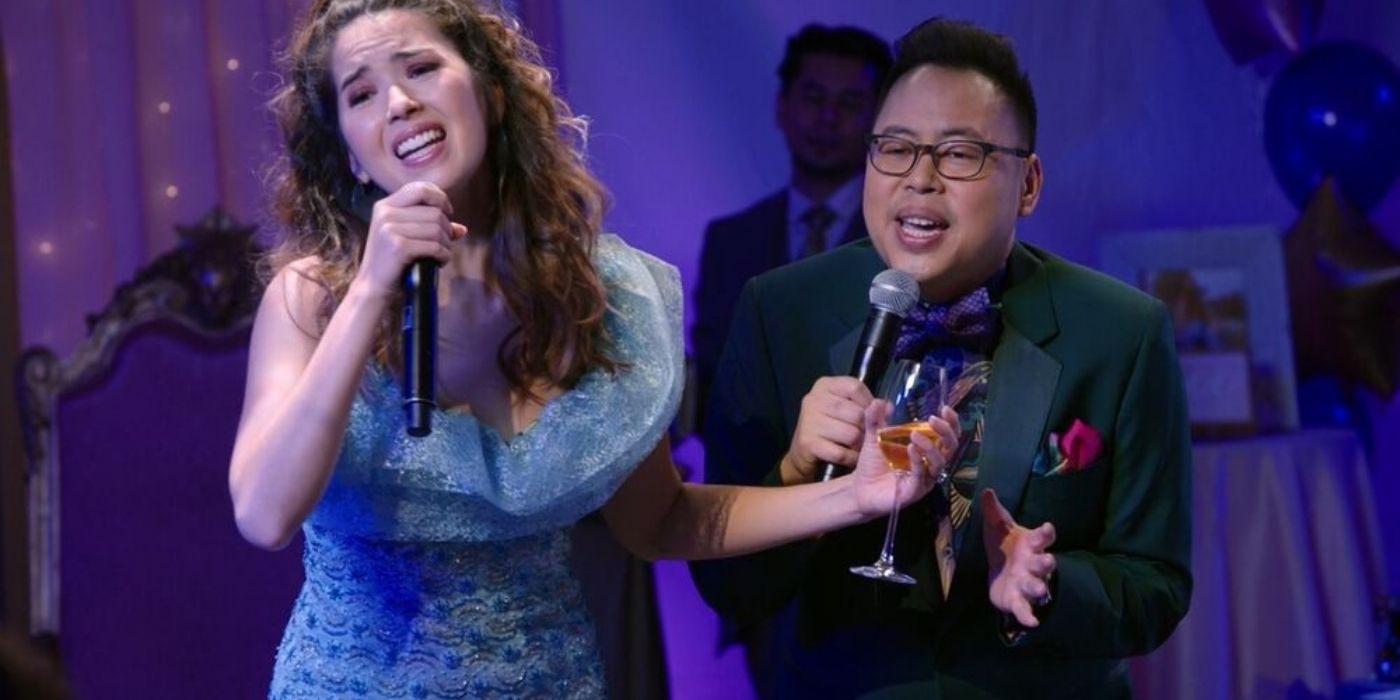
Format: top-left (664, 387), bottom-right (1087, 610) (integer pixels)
top-left (16, 210), bottom-right (302, 700)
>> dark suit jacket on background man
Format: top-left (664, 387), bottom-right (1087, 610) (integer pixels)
top-left (689, 24), bottom-right (889, 447)
top-left (692, 189), bottom-right (866, 427)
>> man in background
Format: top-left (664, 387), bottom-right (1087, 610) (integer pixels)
top-left (691, 24), bottom-right (891, 439)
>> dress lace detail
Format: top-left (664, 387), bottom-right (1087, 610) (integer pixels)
top-left (269, 235), bottom-right (683, 697)
top-left (272, 527), bottom-right (604, 699)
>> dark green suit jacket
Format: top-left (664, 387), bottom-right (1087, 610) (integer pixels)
top-left (690, 240), bottom-right (1192, 699)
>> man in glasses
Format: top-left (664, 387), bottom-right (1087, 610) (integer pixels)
top-left (693, 16), bottom-right (1191, 699)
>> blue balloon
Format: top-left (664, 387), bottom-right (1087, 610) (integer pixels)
top-left (1264, 41), bottom-right (1400, 213)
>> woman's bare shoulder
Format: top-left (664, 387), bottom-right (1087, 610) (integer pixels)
top-left (259, 255), bottom-right (334, 334)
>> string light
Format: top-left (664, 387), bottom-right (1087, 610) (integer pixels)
top-left (37, 241), bottom-right (54, 256)
top-left (166, 185), bottom-right (179, 199)
top-left (226, 58), bottom-right (240, 71)
top-left (158, 101), bottom-right (171, 114)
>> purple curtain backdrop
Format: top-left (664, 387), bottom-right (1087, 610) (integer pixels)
top-left (1, 0), bottom-right (304, 353)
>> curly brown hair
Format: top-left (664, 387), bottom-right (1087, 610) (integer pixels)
top-left (265, 0), bottom-right (618, 395)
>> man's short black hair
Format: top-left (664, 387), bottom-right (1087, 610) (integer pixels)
top-left (777, 24), bottom-right (892, 95)
top-left (882, 18), bottom-right (1038, 151)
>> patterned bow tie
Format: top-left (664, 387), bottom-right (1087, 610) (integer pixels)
top-left (894, 286), bottom-right (1001, 358)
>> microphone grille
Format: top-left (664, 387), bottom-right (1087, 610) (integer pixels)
top-left (869, 269), bottom-right (919, 316)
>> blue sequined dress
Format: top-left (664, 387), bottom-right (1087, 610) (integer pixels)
top-left (268, 236), bottom-right (684, 699)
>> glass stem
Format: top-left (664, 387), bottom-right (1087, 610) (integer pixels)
top-left (876, 473), bottom-right (905, 568)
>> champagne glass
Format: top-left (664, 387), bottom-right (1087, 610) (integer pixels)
top-left (850, 359), bottom-right (948, 585)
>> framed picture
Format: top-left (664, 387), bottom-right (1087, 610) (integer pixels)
top-left (1101, 226), bottom-right (1298, 435)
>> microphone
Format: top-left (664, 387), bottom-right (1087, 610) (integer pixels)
top-left (819, 269), bottom-right (919, 481)
top-left (403, 260), bottom-right (437, 437)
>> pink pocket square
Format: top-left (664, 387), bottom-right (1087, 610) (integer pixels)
top-left (1047, 419), bottom-right (1102, 476)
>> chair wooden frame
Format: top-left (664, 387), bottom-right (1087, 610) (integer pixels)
top-left (15, 208), bottom-right (261, 637)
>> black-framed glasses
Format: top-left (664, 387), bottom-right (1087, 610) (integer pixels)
top-left (866, 134), bottom-right (1031, 180)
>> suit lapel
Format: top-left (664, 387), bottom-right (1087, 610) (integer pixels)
top-left (742, 190), bottom-right (791, 269)
top-left (766, 191), bottom-right (791, 266)
top-left (828, 325), bottom-right (862, 377)
top-left (825, 245), bottom-right (886, 375)
top-left (937, 243), bottom-right (1062, 633)
top-left (976, 243), bottom-right (1061, 516)
top-left (976, 329), bottom-right (1060, 517)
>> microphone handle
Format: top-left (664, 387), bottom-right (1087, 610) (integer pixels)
top-left (818, 308), bottom-right (902, 481)
top-left (403, 259), bottom-right (437, 437)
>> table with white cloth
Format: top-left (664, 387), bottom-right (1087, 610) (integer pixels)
top-left (1130, 428), bottom-right (1390, 700)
